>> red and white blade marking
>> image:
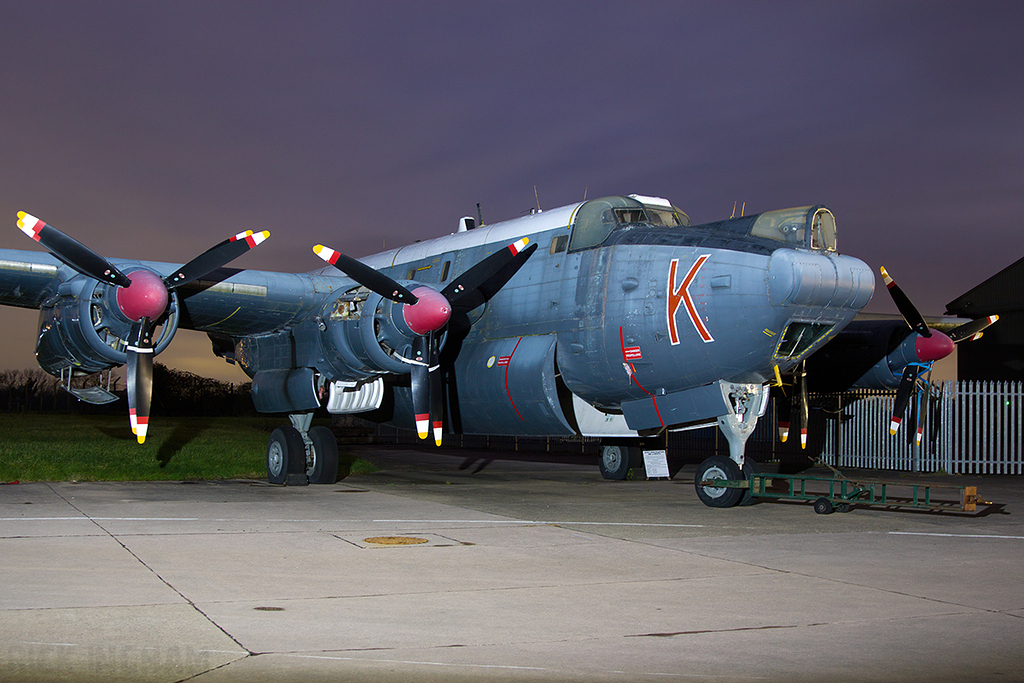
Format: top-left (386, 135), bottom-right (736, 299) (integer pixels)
top-left (507, 237), bottom-right (529, 255)
top-left (889, 416), bottom-right (902, 435)
top-left (129, 410), bottom-right (148, 443)
top-left (135, 419), bottom-right (148, 444)
top-left (880, 266), bottom-right (896, 289)
top-left (16, 211), bottom-right (45, 241)
top-left (778, 421), bottom-right (790, 442)
top-left (433, 420), bottom-right (444, 447)
top-left (313, 244), bottom-right (342, 265)
top-left (800, 428), bottom-right (808, 450)
top-left (415, 413), bottom-right (430, 440)
top-left (231, 230), bottom-right (270, 248)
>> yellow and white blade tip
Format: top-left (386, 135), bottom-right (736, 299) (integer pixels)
top-left (230, 229), bottom-right (270, 247)
top-left (508, 237), bottom-right (530, 255)
top-left (889, 416), bottom-right (902, 435)
top-left (313, 245), bottom-right (341, 264)
top-left (16, 211), bottom-right (42, 237)
top-left (415, 415), bottom-right (429, 440)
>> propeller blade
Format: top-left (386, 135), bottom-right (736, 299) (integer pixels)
top-left (125, 319), bottom-right (155, 444)
top-left (17, 212), bottom-right (132, 287)
top-left (410, 336), bottom-right (431, 441)
top-left (948, 315), bottom-right (999, 343)
top-left (880, 266), bottom-right (930, 337)
top-left (798, 361), bottom-right (809, 449)
top-left (167, 230), bottom-right (270, 288)
top-left (313, 245), bottom-right (418, 304)
top-left (890, 365), bottom-right (918, 435)
top-left (909, 381), bottom-right (922, 446)
top-left (776, 388), bottom-right (792, 443)
top-left (443, 239), bottom-right (537, 312)
top-left (428, 332), bottom-right (444, 446)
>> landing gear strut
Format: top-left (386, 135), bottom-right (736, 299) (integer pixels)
top-left (266, 413), bottom-right (340, 485)
top-left (694, 382), bottom-right (769, 508)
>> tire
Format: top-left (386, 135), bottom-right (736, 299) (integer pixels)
top-left (738, 460), bottom-right (758, 506)
top-left (599, 444), bottom-right (632, 480)
top-left (307, 426), bottom-right (339, 485)
top-left (813, 497), bottom-right (834, 515)
top-left (694, 456), bottom-right (744, 508)
top-left (267, 426), bottom-right (305, 485)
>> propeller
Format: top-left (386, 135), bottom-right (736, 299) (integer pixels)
top-left (776, 361), bottom-right (810, 449)
top-left (314, 237), bottom-right (537, 445)
top-left (17, 212), bottom-right (269, 443)
top-left (880, 266), bottom-right (998, 441)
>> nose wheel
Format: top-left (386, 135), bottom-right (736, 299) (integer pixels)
top-left (694, 456), bottom-right (744, 507)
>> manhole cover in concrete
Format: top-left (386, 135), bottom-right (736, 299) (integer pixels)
top-left (363, 536), bottom-right (429, 546)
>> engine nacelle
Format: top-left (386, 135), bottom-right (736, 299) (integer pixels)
top-left (317, 287), bottom-right (447, 381)
top-left (808, 320), bottom-right (947, 392)
top-left (34, 274), bottom-right (178, 377)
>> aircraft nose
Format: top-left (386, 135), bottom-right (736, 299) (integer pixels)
top-left (767, 249), bottom-right (874, 312)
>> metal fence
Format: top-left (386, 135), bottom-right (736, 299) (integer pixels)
top-left (821, 380), bottom-right (1023, 474)
top-left (342, 380), bottom-right (1023, 475)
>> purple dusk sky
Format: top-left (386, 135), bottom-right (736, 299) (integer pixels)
top-left (2, 1), bottom-right (1021, 381)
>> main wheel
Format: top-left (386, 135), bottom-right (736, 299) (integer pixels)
top-left (599, 444), bottom-right (632, 480)
top-left (694, 456), bottom-right (744, 508)
top-left (267, 426), bottom-right (305, 485)
top-left (307, 425), bottom-right (339, 485)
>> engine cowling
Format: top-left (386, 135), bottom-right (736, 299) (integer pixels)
top-left (317, 287), bottom-right (448, 381)
top-left (35, 274), bottom-right (179, 377)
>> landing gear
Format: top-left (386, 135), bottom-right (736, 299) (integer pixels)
top-left (694, 382), bottom-right (770, 508)
top-left (266, 414), bottom-right (340, 485)
top-left (266, 426), bottom-right (307, 485)
top-left (307, 425), bottom-right (340, 485)
top-left (599, 443), bottom-right (638, 480)
top-left (694, 456), bottom-right (744, 507)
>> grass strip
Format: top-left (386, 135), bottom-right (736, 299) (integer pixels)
top-left (0, 414), bottom-right (375, 482)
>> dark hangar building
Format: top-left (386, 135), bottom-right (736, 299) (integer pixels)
top-left (946, 256), bottom-right (1024, 381)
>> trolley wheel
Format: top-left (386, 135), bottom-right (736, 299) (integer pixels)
top-left (813, 497), bottom-right (834, 515)
top-left (834, 503), bottom-right (851, 513)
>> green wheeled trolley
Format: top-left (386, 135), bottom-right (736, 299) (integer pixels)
top-left (696, 459), bottom-right (988, 514)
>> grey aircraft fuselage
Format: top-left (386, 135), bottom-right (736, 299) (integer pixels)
top-left (0, 194), bottom-right (875, 453)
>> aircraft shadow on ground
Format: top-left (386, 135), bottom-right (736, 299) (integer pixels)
top-left (97, 420), bottom-right (209, 468)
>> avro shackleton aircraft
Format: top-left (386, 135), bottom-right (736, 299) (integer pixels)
top-left (0, 194), bottom-right (995, 506)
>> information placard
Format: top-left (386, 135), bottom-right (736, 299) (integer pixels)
top-left (642, 449), bottom-right (670, 479)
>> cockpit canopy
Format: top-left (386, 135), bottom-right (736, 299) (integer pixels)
top-left (569, 195), bottom-right (691, 251)
top-left (567, 197), bottom-right (837, 253)
top-left (750, 206), bottom-right (837, 252)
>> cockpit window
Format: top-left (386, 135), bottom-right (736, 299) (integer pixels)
top-left (569, 196), bottom-right (692, 251)
top-left (750, 206), bottom-right (837, 252)
top-left (810, 209), bottom-right (836, 251)
top-left (569, 196), bottom-right (645, 251)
